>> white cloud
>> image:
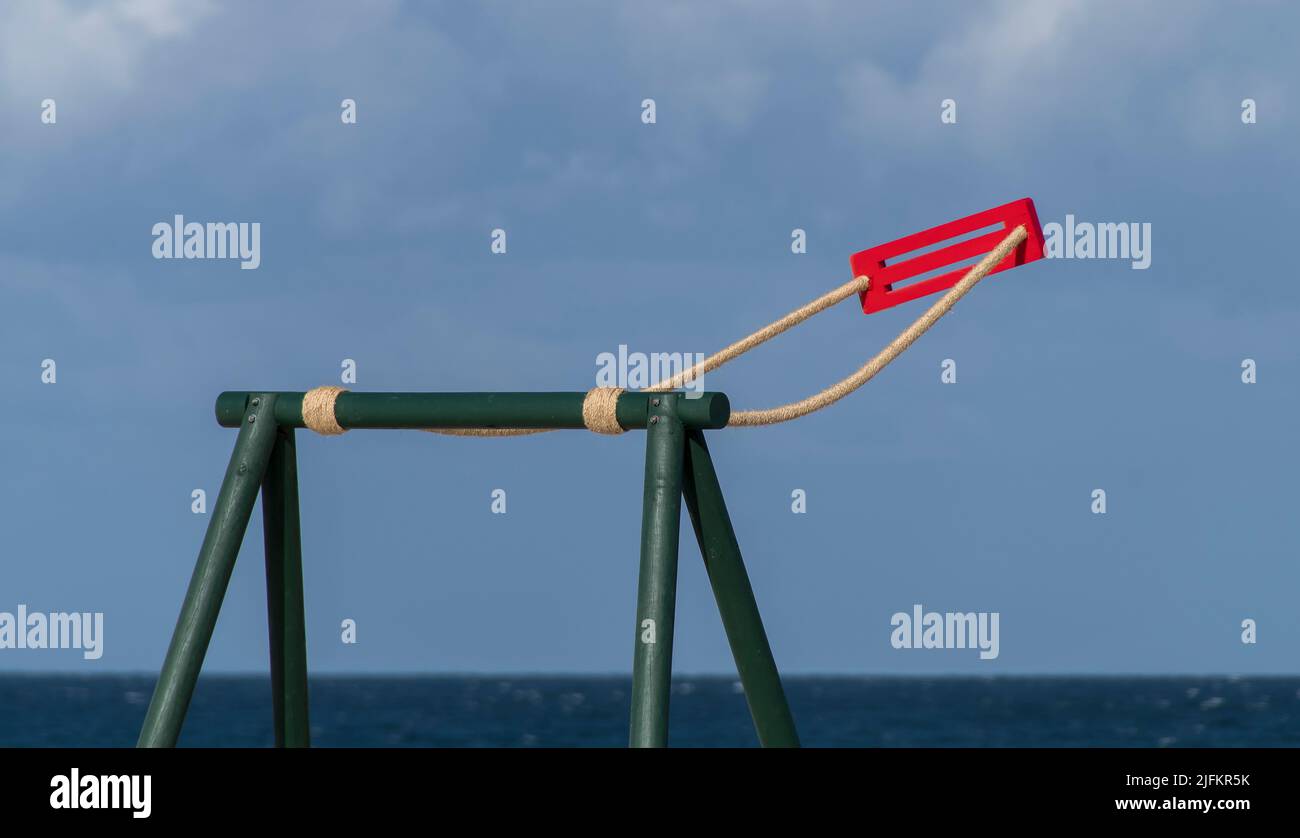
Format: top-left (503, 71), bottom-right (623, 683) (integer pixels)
top-left (0, 0), bottom-right (214, 99)
top-left (834, 0), bottom-right (1268, 158)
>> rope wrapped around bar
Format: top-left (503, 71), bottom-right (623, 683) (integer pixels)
top-left (302, 385), bottom-right (347, 435)
top-left (581, 386), bottom-right (626, 435)
top-left (300, 225), bottom-right (1026, 436)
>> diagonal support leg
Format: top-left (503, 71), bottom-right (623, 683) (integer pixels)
top-left (262, 426), bottom-right (311, 747)
top-left (682, 429), bottom-right (800, 747)
top-left (629, 395), bottom-right (686, 747)
top-left (138, 394), bottom-right (280, 747)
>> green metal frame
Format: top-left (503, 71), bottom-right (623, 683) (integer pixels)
top-left (138, 391), bottom-right (798, 748)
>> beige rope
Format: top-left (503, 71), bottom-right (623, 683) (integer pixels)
top-left (725, 224), bottom-right (1027, 426)
top-left (646, 274), bottom-right (871, 393)
top-left (427, 427), bottom-right (549, 437)
top-left (302, 385), bottom-right (347, 435)
top-left (581, 386), bottom-right (626, 435)
top-left (300, 225), bottom-right (1026, 435)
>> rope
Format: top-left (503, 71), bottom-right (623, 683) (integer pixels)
top-left (302, 385), bottom-right (347, 435)
top-left (581, 386), bottom-right (626, 435)
top-left (723, 224), bottom-right (1027, 426)
top-left (646, 274), bottom-right (871, 393)
top-left (300, 225), bottom-right (1026, 436)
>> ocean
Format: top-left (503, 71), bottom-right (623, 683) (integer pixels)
top-left (3, 675), bottom-right (1297, 747)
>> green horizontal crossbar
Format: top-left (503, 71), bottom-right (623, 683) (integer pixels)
top-left (215, 391), bottom-right (730, 432)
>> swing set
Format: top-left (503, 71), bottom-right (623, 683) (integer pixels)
top-left (137, 198), bottom-right (1046, 748)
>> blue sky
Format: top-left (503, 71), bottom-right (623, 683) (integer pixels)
top-left (1, 0), bottom-right (1297, 674)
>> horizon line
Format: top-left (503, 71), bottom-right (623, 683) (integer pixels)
top-left (1, 671), bottom-right (1296, 679)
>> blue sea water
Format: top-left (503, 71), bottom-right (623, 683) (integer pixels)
top-left (2, 675), bottom-right (1297, 747)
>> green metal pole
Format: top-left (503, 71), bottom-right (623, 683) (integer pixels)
top-left (214, 391), bottom-right (730, 432)
top-left (262, 427), bottom-right (311, 747)
top-left (138, 394), bottom-right (280, 748)
top-left (629, 395), bottom-right (686, 747)
top-left (681, 429), bottom-right (800, 747)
